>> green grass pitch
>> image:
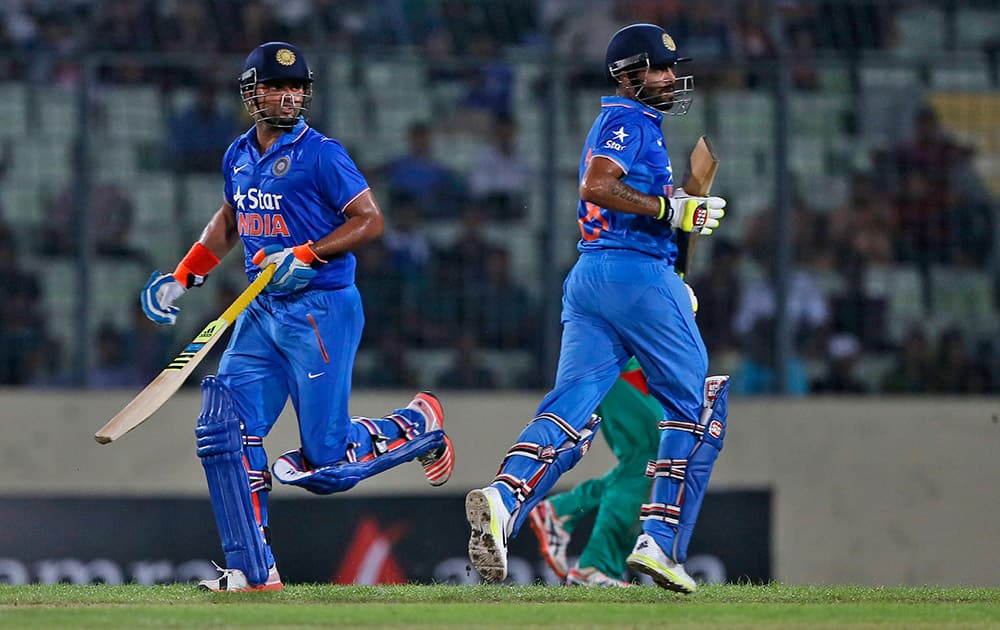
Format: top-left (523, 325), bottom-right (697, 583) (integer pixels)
top-left (1, 583), bottom-right (997, 629)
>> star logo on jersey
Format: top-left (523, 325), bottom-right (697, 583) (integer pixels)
top-left (612, 126), bottom-right (629, 143)
top-left (233, 186), bottom-right (247, 211)
top-left (656, 138), bottom-right (663, 147)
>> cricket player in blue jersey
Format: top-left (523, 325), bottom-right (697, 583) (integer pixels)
top-left (140, 42), bottom-right (455, 592)
top-left (466, 24), bottom-right (730, 593)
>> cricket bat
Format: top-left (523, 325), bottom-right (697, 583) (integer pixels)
top-left (675, 135), bottom-right (720, 279)
top-left (94, 264), bottom-right (275, 445)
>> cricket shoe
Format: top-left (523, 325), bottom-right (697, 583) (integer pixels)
top-left (409, 392), bottom-right (454, 486)
top-left (465, 486), bottom-right (511, 582)
top-left (626, 533), bottom-right (696, 594)
top-left (198, 563), bottom-right (283, 592)
top-left (566, 566), bottom-right (633, 588)
top-left (528, 500), bottom-right (570, 580)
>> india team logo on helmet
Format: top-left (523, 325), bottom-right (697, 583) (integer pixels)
top-left (275, 48), bottom-right (296, 66)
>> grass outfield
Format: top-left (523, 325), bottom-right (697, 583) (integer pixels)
top-left (0, 583), bottom-right (997, 629)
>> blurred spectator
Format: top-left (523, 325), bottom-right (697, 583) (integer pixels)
top-left (733, 1), bottom-right (777, 86)
top-left (90, 321), bottom-right (139, 388)
top-left (355, 238), bottom-right (404, 348)
top-left (811, 333), bottom-right (868, 394)
top-left (733, 262), bottom-right (831, 357)
top-left (354, 330), bottom-right (418, 390)
top-left (691, 239), bottom-right (743, 357)
top-left (456, 34), bottom-right (514, 121)
top-left (43, 177), bottom-right (145, 262)
top-left (886, 106), bottom-right (976, 265)
top-left (880, 326), bottom-right (933, 393)
top-left (383, 198), bottom-right (433, 318)
top-left (546, 0), bottom-right (631, 90)
top-left (467, 114), bottom-right (530, 219)
top-left (384, 199), bottom-right (432, 282)
top-left (376, 122), bottom-right (466, 219)
top-left (737, 208), bottom-right (832, 357)
top-left (438, 331), bottom-right (497, 389)
top-left (0, 222), bottom-right (49, 385)
top-left (730, 319), bottom-right (810, 396)
top-left (829, 171), bottom-right (895, 265)
top-left (158, 0), bottom-right (221, 54)
top-left (673, 4), bottom-right (733, 61)
top-left (472, 248), bottom-right (539, 350)
top-left (232, 1), bottom-right (291, 54)
top-left (124, 303), bottom-right (174, 384)
top-left (165, 80), bottom-right (242, 173)
top-left (90, 0), bottom-right (156, 52)
top-left (828, 259), bottom-right (889, 353)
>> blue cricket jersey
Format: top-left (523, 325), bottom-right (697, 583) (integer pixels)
top-left (577, 96), bottom-right (677, 262)
top-left (222, 120), bottom-right (369, 290)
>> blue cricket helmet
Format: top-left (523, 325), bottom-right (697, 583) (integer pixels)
top-left (239, 41), bottom-right (314, 128)
top-left (605, 24), bottom-right (693, 115)
top-left (606, 24), bottom-right (690, 78)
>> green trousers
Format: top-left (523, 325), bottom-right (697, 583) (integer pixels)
top-left (548, 358), bottom-right (662, 579)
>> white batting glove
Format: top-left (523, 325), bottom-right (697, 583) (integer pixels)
top-left (140, 271), bottom-right (186, 325)
top-left (669, 187), bottom-right (726, 234)
top-left (252, 241), bottom-right (324, 293)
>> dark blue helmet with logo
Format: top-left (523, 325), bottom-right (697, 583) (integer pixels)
top-left (239, 41), bottom-right (314, 128)
top-left (605, 24), bottom-right (693, 115)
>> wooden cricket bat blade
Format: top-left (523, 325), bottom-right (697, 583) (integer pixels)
top-left (675, 135), bottom-right (720, 278)
top-left (93, 318), bottom-right (232, 444)
top-left (94, 264), bottom-right (275, 445)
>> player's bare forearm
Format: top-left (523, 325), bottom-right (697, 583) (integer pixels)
top-left (197, 202), bottom-right (241, 260)
top-left (311, 189), bottom-right (385, 258)
top-left (580, 156), bottom-right (661, 217)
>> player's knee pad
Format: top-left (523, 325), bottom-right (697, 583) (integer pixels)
top-left (271, 416), bottom-right (445, 495)
top-left (493, 412), bottom-right (602, 536)
top-left (195, 376), bottom-right (270, 585)
top-left (641, 375), bottom-right (729, 563)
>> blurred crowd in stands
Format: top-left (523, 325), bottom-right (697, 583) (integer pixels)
top-left (0, 0), bottom-right (998, 394)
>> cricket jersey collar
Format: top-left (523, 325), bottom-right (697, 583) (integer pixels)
top-left (239, 119), bottom-right (310, 157)
top-left (601, 96), bottom-right (663, 123)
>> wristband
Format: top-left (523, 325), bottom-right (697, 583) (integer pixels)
top-left (173, 242), bottom-right (220, 288)
top-left (655, 196), bottom-right (667, 221)
top-left (293, 240), bottom-right (327, 264)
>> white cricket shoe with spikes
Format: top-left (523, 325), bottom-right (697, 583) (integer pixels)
top-left (198, 562), bottom-right (283, 592)
top-left (566, 566), bottom-right (633, 588)
top-left (465, 486), bottom-right (511, 582)
top-left (626, 533), bottom-right (696, 593)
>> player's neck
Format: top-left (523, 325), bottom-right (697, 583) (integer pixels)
top-left (254, 124), bottom-right (287, 154)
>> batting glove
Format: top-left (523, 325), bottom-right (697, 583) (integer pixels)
top-left (141, 271), bottom-right (186, 325)
top-left (252, 241), bottom-right (324, 293)
top-left (665, 188), bottom-right (726, 235)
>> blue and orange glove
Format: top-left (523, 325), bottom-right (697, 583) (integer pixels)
top-left (252, 241), bottom-right (325, 293)
top-left (141, 242), bottom-right (220, 325)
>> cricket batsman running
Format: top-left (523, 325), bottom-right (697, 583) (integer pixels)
top-left (140, 42), bottom-right (454, 591)
top-left (465, 24), bottom-right (730, 593)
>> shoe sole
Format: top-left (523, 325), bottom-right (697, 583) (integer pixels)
top-left (626, 554), bottom-right (695, 594)
top-left (527, 506), bottom-right (568, 580)
top-left (465, 489), bottom-right (507, 582)
top-left (198, 580), bottom-right (284, 592)
top-left (414, 392), bottom-right (454, 487)
top-left (566, 570), bottom-right (632, 588)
